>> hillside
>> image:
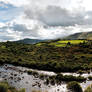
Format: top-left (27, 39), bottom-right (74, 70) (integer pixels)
top-left (14, 38), bottom-right (45, 44)
top-left (0, 39), bottom-right (92, 73)
top-left (65, 31), bottom-right (92, 40)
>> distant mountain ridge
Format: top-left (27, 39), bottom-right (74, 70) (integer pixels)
top-left (14, 31), bottom-right (92, 44)
top-left (14, 38), bottom-right (45, 44)
top-left (65, 31), bottom-right (92, 40)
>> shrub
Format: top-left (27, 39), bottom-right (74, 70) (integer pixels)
top-left (55, 74), bottom-right (86, 82)
top-left (27, 70), bottom-right (39, 76)
top-left (39, 74), bottom-right (45, 80)
top-left (88, 76), bottom-right (92, 80)
top-left (77, 70), bottom-right (84, 75)
top-left (0, 83), bottom-right (8, 92)
top-left (44, 78), bottom-right (50, 85)
top-left (67, 81), bottom-right (83, 92)
top-left (27, 70), bottom-right (32, 75)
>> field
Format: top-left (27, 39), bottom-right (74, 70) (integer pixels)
top-left (36, 40), bottom-right (87, 47)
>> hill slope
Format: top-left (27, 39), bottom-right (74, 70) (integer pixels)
top-left (65, 31), bottom-right (92, 40)
top-left (14, 38), bottom-right (45, 44)
top-left (0, 39), bottom-right (92, 72)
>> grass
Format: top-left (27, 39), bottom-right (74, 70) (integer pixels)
top-left (36, 40), bottom-right (87, 47)
top-left (49, 40), bottom-right (87, 47)
top-left (57, 40), bottom-right (87, 44)
top-left (0, 82), bottom-right (25, 92)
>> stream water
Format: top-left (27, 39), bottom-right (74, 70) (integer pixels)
top-left (0, 64), bottom-right (91, 92)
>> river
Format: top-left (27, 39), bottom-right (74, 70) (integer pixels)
top-left (0, 64), bottom-right (91, 92)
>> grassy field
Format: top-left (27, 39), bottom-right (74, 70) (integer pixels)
top-left (57, 40), bottom-right (87, 44)
top-left (36, 40), bottom-right (87, 47)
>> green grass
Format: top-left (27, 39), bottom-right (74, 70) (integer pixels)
top-left (57, 40), bottom-right (87, 44)
top-left (49, 43), bottom-right (66, 47)
top-left (49, 40), bottom-right (87, 47)
top-left (36, 43), bottom-right (43, 46)
top-left (36, 40), bottom-right (87, 47)
top-left (36, 43), bottom-right (46, 46)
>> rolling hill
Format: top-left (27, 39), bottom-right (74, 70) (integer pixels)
top-left (65, 31), bottom-right (92, 40)
top-left (14, 38), bottom-right (45, 44)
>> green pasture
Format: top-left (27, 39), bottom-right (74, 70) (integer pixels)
top-left (36, 40), bottom-right (87, 47)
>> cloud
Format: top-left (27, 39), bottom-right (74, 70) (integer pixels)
top-left (0, 0), bottom-right (29, 7)
top-left (0, 1), bottom-right (22, 22)
top-left (24, 4), bottom-right (92, 27)
top-left (0, 20), bottom-right (92, 41)
top-left (0, 0), bottom-right (92, 41)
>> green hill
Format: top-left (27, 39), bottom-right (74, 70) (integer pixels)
top-left (0, 39), bottom-right (92, 73)
top-left (65, 31), bottom-right (92, 40)
top-left (14, 38), bottom-right (45, 44)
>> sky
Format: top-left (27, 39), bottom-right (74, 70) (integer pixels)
top-left (0, 0), bottom-right (92, 41)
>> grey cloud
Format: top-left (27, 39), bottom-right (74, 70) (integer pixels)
top-left (24, 5), bottom-right (92, 27)
top-left (0, 35), bottom-right (15, 41)
top-left (1, 0), bottom-right (92, 41)
top-left (11, 24), bottom-right (41, 37)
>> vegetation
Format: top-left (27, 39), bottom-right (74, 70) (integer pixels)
top-left (32, 90), bottom-right (48, 92)
top-left (84, 84), bottom-right (92, 92)
top-left (67, 81), bottom-right (83, 92)
top-left (65, 31), bottom-right (92, 40)
top-left (37, 39), bottom-right (87, 47)
top-left (0, 82), bottom-right (25, 92)
top-left (49, 74), bottom-right (86, 83)
top-left (0, 82), bottom-right (8, 92)
top-left (77, 70), bottom-right (85, 75)
top-left (0, 39), bottom-right (92, 73)
top-left (88, 76), bottom-right (92, 80)
top-left (27, 70), bottom-right (86, 85)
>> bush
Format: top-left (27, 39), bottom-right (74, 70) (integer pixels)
top-left (27, 70), bottom-right (33, 75)
top-left (0, 83), bottom-right (8, 92)
top-left (67, 81), bottom-right (83, 92)
top-left (55, 74), bottom-right (86, 82)
top-left (88, 76), bottom-right (92, 80)
top-left (27, 70), bottom-right (39, 76)
top-left (77, 70), bottom-right (84, 75)
top-left (39, 74), bottom-right (45, 80)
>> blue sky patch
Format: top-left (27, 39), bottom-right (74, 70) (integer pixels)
top-left (0, 1), bottom-right (22, 23)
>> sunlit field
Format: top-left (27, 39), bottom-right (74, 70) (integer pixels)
top-left (36, 40), bottom-right (87, 47)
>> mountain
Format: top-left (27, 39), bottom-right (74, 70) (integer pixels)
top-left (14, 38), bottom-right (45, 44)
top-left (65, 31), bottom-right (92, 40)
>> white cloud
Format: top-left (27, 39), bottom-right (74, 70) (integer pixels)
top-left (0, 0), bottom-right (92, 41)
top-left (0, 22), bottom-right (5, 27)
top-left (0, 0), bottom-right (29, 7)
